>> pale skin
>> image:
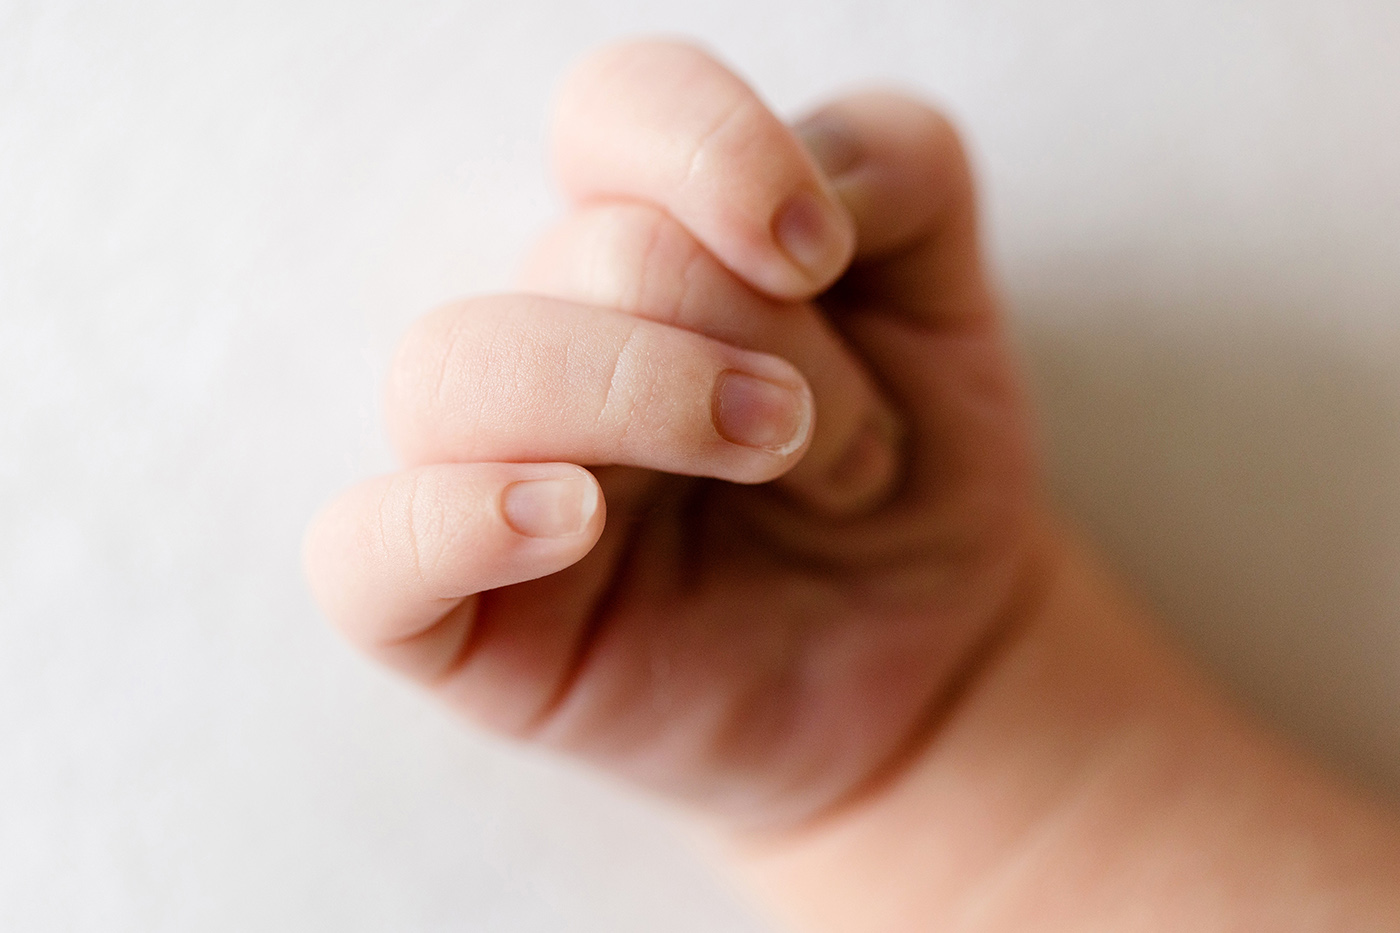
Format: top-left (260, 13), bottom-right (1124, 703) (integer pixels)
top-left (304, 40), bottom-right (1400, 931)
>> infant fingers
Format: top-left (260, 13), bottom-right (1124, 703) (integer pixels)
top-left (553, 39), bottom-right (854, 300)
top-left (795, 92), bottom-right (995, 329)
top-left (386, 294), bottom-right (814, 484)
top-left (302, 462), bottom-right (604, 676)
top-left (521, 201), bottom-right (902, 515)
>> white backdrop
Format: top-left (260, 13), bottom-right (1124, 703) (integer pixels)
top-left (4, 1), bottom-right (1400, 929)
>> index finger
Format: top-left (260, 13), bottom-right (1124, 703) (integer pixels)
top-left (552, 39), bottom-right (856, 301)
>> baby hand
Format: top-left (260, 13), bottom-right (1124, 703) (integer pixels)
top-left (305, 39), bottom-right (1047, 831)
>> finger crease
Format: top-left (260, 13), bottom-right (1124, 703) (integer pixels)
top-left (679, 98), bottom-right (756, 194)
top-left (401, 472), bottom-right (428, 586)
top-left (597, 322), bottom-right (642, 445)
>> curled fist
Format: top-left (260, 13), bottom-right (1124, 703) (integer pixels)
top-left (305, 40), bottom-right (1044, 831)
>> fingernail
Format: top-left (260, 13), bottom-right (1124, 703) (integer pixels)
top-left (773, 189), bottom-right (849, 280)
top-left (795, 116), bottom-right (863, 180)
top-left (713, 370), bottom-right (811, 454)
top-left (502, 474), bottom-right (598, 538)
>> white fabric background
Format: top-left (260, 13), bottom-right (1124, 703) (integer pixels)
top-left (4, 1), bottom-right (1400, 929)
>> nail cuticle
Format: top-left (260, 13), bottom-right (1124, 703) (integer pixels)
top-left (712, 369), bottom-right (812, 454)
